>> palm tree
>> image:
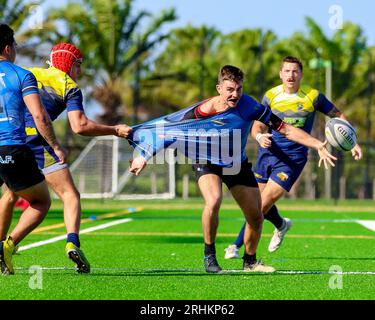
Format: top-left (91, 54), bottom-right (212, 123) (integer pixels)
top-left (25, 0), bottom-right (177, 124)
top-left (216, 28), bottom-right (279, 100)
top-left (0, 0), bottom-right (42, 29)
top-left (140, 24), bottom-right (221, 115)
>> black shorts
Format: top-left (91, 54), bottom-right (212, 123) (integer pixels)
top-left (192, 161), bottom-right (258, 189)
top-left (0, 145), bottom-right (45, 192)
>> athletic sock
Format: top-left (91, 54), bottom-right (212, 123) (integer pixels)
top-left (67, 233), bottom-right (80, 248)
top-left (243, 253), bottom-right (257, 264)
top-left (233, 222), bottom-right (246, 248)
top-left (264, 205), bottom-right (284, 229)
top-left (204, 243), bottom-right (216, 256)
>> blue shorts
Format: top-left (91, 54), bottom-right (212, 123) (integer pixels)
top-left (253, 152), bottom-right (307, 192)
top-left (26, 127), bottom-right (68, 174)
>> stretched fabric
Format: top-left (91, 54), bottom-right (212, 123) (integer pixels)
top-left (128, 94), bottom-right (272, 169)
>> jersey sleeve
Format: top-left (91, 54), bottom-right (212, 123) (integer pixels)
top-left (314, 92), bottom-right (335, 115)
top-left (238, 94), bottom-right (272, 123)
top-left (65, 87), bottom-right (84, 112)
top-left (261, 94), bottom-right (270, 109)
top-left (21, 72), bottom-right (39, 97)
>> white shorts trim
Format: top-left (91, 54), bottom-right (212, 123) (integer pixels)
top-left (42, 162), bottom-right (68, 175)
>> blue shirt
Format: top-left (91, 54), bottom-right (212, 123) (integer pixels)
top-left (0, 61), bottom-right (39, 146)
top-left (128, 94), bottom-right (273, 167)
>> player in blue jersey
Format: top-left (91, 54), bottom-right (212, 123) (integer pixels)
top-left (224, 56), bottom-right (362, 260)
top-left (0, 24), bottom-right (67, 275)
top-left (0, 42), bottom-right (132, 273)
top-left (129, 65), bottom-right (337, 273)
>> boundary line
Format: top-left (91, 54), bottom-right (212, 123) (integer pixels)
top-left (31, 208), bottom-right (139, 234)
top-left (12, 266), bottom-right (375, 275)
top-left (26, 231), bottom-right (375, 240)
top-left (356, 220), bottom-right (375, 232)
top-left (18, 218), bottom-right (133, 252)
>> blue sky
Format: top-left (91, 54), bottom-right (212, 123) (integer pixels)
top-left (39, 0), bottom-right (374, 118)
top-left (43, 0), bottom-right (374, 45)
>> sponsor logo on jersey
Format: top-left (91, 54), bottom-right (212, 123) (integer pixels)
top-left (0, 155), bottom-right (14, 164)
top-left (254, 172), bottom-right (262, 179)
top-left (211, 118), bottom-right (228, 126)
top-left (276, 172), bottom-right (289, 181)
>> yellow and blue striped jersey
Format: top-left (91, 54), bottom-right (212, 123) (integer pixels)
top-left (261, 84), bottom-right (334, 155)
top-left (24, 66), bottom-right (84, 128)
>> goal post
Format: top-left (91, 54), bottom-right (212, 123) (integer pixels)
top-left (69, 136), bottom-right (176, 199)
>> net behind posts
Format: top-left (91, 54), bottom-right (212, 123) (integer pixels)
top-left (69, 136), bottom-right (175, 199)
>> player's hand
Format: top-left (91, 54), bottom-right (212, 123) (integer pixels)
top-left (255, 133), bottom-right (273, 148)
top-left (317, 140), bottom-right (337, 169)
top-left (115, 124), bottom-right (133, 138)
top-left (53, 144), bottom-right (68, 164)
top-left (351, 144), bottom-right (362, 161)
top-left (129, 156), bottom-right (147, 176)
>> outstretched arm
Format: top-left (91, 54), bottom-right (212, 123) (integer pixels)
top-left (263, 113), bottom-right (337, 169)
top-left (68, 110), bottom-right (132, 138)
top-left (277, 121), bottom-right (337, 168)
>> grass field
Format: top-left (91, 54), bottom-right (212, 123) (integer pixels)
top-left (0, 198), bottom-right (374, 300)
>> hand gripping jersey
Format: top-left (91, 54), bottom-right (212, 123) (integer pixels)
top-left (0, 61), bottom-right (39, 146)
top-left (128, 94), bottom-right (279, 167)
top-left (261, 84), bottom-right (334, 156)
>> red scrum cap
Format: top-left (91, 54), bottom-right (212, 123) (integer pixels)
top-left (50, 42), bottom-right (83, 75)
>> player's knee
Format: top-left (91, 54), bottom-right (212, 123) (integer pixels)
top-left (204, 195), bottom-right (222, 212)
top-left (59, 186), bottom-right (80, 203)
top-left (29, 195), bottom-right (51, 214)
top-left (3, 190), bottom-right (19, 205)
top-left (246, 210), bottom-right (264, 229)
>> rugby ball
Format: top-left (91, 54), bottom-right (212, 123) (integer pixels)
top-left (325, 118), bottom-right (357, 151)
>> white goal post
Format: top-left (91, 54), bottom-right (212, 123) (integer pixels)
top-left (69, 136), bottom-right (176, 199)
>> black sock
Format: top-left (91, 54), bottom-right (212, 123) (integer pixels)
top-left (243, 253), bottom-right (256, 264)
top-left (204, 243), bottom-right (216, 256)
top-left (264, 205), bottom-right (284, 229)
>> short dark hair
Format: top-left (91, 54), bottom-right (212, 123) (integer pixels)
top-left (0, 23), bottom-right (15, 54)
top-left (218, 65), bottom-right (244, 84)
top-left (281, 56), bottom-right (303, 72)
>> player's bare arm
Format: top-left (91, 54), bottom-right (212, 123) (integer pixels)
top-left (265, 113), bottom-right (337, 169)
top-left (23, 93), bottom-right (67, 164)
top-left (277, 122), bottom-right (337, 169)
top-left (251, 120), bottom-right (272, 148)
top-left (68, 110), bottom-right (132, 138)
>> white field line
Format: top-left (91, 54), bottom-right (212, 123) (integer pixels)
top-left (356, 220), bottom-right (375, 232)
top-left (18, 218), bottom-right (133, 252)
top-left (12, 266), bottom-right (375, 275)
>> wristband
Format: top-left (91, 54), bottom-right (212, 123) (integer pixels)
top-left (255, 133), bottom-right (263, 144)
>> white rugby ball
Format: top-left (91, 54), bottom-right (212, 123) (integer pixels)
top-left (325, 117), bottom-right (357, 151)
